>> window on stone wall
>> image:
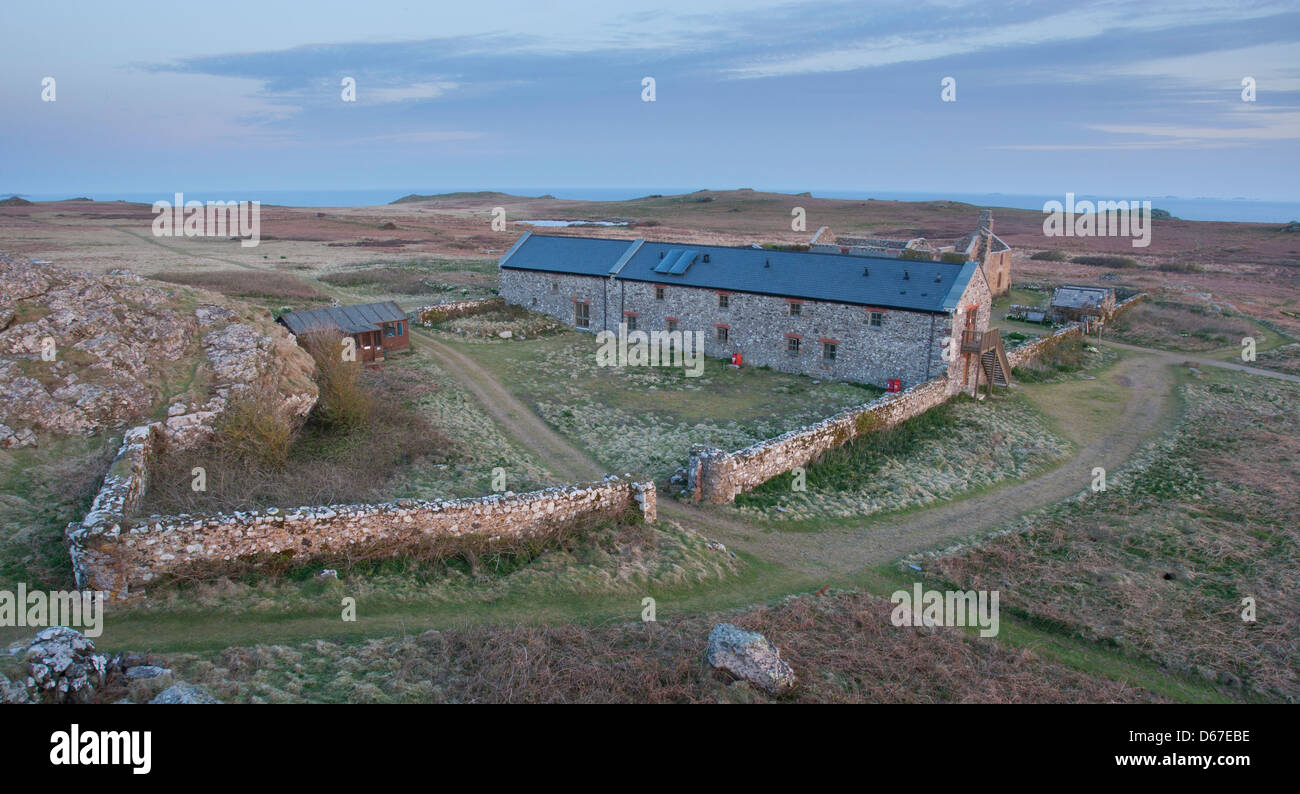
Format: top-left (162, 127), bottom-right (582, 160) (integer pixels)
top-left (716, 326), bottom-right (728, 343)
top-left (655, 286), bottom-right (665, 300)
top-left (787, 336), bottom-right (800, 354)
top-left (823, 342), bottom-right (836, 362)
top-left (718, 293), bottom-right (729, 309)
top-left (625, 314), bottom-right (637, 331)
top-left (551, 282), bottom-right (558, 293)
top-left (870, 311), bottom-right (884, 327)
top-left (574, 301), bottom-right (590, 328)
top-left (667, 318), bottom-right (678, 333)
top-left (789, 302), bottom-right (802, 316)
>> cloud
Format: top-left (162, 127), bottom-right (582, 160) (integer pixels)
top-left (365, 81), bottom-right (460, 103)
top-left (723, 1), bottom-right (1293, 79)
top-left (994, 108), bottom-right (1300, 151)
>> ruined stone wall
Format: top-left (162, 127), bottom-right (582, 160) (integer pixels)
top-left (414, 297), bottom-right (504, 324)
top-left (686, 376), bottom-right (952, 503)
top-left (69, 460), bottom-right (655, 599)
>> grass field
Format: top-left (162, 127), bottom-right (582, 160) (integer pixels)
top-left (732, 394), bottom-right (1070, 522)
top-left (441, 330), bottom-right (881, 477)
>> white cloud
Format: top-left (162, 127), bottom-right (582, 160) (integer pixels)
top-left (724, 1), bottom-right (1293, 79)
top-left (366, 82), bottom-right (460, 103)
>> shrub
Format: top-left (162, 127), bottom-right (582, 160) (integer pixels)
top-left (1071, 255), bottom-right (1139, 269)
top-left (299, 330), bottom-right (372, 430)
top-left (213, 384), bottom-right (296, 467)
top-left (1031, 250), bottom-right (1069, 262)
top-left (1157, 260), bottom-right (1204, 273)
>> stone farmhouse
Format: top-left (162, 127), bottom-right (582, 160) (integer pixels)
top-left (809, 208), bottom-right (1013, 298)
top-left (498, 232), bottom-right (1009, 395)
top-left (278, 301), bottom-right (410, 362)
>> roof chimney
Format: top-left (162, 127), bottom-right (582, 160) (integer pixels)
top-left (903, 269), bottom-right (910, 280)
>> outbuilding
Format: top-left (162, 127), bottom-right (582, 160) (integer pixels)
top-left (277, 301), bottom-right (410, 362)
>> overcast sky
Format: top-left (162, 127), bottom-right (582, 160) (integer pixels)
top-left (2, 0), bottom-right (1298, 199)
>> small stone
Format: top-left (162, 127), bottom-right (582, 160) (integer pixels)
top-left (149, 683), bottom-right (221, 704)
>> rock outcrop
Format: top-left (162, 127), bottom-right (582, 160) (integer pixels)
top-left (0, 253), bottom-right (317, 447)
top-left (706, 623), bottom-right (796, 695)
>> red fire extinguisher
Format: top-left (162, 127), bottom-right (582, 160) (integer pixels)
top-left (731, 352), bottom-right (743, 366)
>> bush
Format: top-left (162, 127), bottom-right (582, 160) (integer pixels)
top-left (1071, 255), bottom-right (1139, 269)
top-left (1031, 250), bottom-right (1069, 262)
top-left (299, 330), bottom-right (372, 429)
top-left (215, 385), bottom-right (295, 466)
top-left (1157, 260), bottom-right (1204, 273)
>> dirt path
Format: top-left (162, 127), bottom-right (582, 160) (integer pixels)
top-left (413, 332), bottom-right (606, 482)
top-left (1101, 339), bottom-right (1300, 384)
top-left (416, 329), bottom-right (1179, 577)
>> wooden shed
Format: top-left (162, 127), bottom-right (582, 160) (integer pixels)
top-left (278, 301), bottom-right (410, 362)
top-left (1049, 285), bottom-right (1115, 323)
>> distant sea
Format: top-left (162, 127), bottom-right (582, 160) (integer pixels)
top-left (7, 188), bottom-right (1299, 224)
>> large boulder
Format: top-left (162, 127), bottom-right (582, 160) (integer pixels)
top-left (705, 623), bottom-right (796, 695)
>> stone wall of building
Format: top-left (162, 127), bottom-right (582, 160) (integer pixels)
top-left (499, 269), bottom-right (610, 334)
top-left (501, 265), bottom-right (991, 390)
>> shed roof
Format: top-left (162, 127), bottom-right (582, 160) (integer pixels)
top-left (500, 233), bottom-right (974, 313)
top-left (1050, 285), bottom-right (1112, 310)
top-left (279, 301), bottom-right (407, 335)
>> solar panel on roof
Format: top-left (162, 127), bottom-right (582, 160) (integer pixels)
top-left (654, 248), bottom-right (683, 273)
top-left (667, 249), bottom-right (697, 275)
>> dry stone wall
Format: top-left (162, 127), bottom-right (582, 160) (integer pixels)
top-left (414, 297), bottom-right (504, 324)
top-left (686, 376), bottom-right (952, 503)
top-left (67, 416), bottom-right (655, 599)
top-left (685, 292), bottom-right (1146, 504)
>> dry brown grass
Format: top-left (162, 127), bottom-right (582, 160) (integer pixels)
top-left (929, 376), bottom-right (1300, 702)
top-left (1108, 300), bottom-right (1256, 352)
top-left (153, 590), bottom-right (1162, 703)
top-left (136, 356), bottom-right (454, 515)
top-left (153, 269), bottom-right (328, 302)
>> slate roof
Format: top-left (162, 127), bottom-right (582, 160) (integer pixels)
top-left (500, 232), bottom-right (976, 313)
top-left (279, 301), bottom-right (407, 335)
